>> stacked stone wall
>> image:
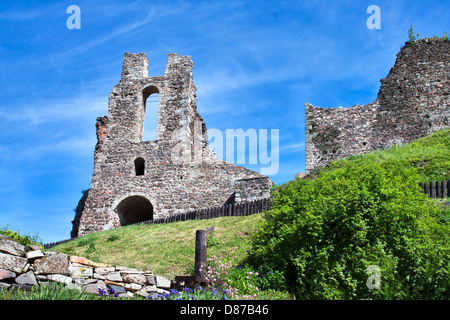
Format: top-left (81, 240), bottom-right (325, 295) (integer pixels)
top-left (305, 39), bottom-right (449, 173)
top-left (0, 234), bottom-right (172, 298)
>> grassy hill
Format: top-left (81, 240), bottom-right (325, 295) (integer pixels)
top-left (317, 128), bottom-right (450, 181)
top-left (52, 214), bottom-right (263, 279)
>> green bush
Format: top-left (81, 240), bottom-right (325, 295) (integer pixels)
top-left (0, 226), bottom-right (43, 249)
top-left (249, 161), bottom-right (449, 299)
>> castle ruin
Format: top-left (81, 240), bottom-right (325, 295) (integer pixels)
top-left (72, 53), bottom-right (272, 237)
top-left (305, 38), bottom-right (449, 173)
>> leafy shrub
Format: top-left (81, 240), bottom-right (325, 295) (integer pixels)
top-left (408, 24), bottom-right (420, 43)
top-left (250, 160), bottom-right (449, 299)
top-left (0, 225), bottom-right (43, 248)
top-left (106, 234), bottom-right (120, 242)
top-left (255, 269), bottom-right (287, 292)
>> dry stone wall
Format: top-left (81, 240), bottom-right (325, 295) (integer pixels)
top-left (305, 38), bottom-right (450, 173)
top-left (0, 234), bottom-right (171, 298)
top-left (74, 52), bottom-right (272, 237)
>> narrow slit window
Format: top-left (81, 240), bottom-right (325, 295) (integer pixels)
top-left (135, 157), bottom-right (145, 176)
top-left (143, 86), bottom-right (159, 141)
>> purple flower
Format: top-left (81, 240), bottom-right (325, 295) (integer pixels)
top-left (98, 288), bottom-right (108, 297)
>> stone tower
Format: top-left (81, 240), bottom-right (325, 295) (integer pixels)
top-left (72, 53), bottom-right (272, 237)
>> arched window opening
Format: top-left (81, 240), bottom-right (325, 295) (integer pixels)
top-left (143, 86), bottom-right (159, 141)
top-left (116, 196), bottom-right (153, 226)
top-left (135, 157), bottom-right (145, 176)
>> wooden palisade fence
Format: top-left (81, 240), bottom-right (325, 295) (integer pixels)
top-left (44, 198), bottom-right (271, 249)
top-left (136, 197), bottom-right (271, 226)
top-left (419, 180), bottom-right (450, 199)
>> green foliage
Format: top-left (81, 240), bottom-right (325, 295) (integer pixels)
top-left (408, 24), bottom-right (420, 43)
top-left (206, 226), bottom-right (220, 247)
top-left (324, 129), bottom-right (450, 182)
top-left (255, 268), bottom-right (287, 292)
top-left (203, 256), bottom-right (289, 300)
top-left (226, 265), bottom-right (260, 298)
top-left (106, 234), bottom-right (120, 242)
top-left (250, 157), bottom-right (449, 299)
top-left (0, 225), bottom-right (43, 249)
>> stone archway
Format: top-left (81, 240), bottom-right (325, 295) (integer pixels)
top-left (116, 195), bottom-right (153, 226)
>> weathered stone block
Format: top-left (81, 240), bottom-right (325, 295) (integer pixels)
top-left (15, 271), bottom-right (38, 286)
top-left (33, 253), bottom-right (68, 275)
top-left (26, 250), bottom-right (44, 260)
top-left (104, 272), bottom-right (123, 282)
top-left (107, 284), bottom-right (126, 294)
top-left (95, 266), bottom-right (116, 274)
top-left (143, 284), bottom-right (157, 292)
top-left (0, 252), bottom-right (27, 273)
top-left (68, 264), bottom-right (93, 279)
top-left (156, 275), bottom-right (171, 289)
top-left (47, 274), bottom-right (72, 284)
top-left (82, 280), bottom-right (107, 295)
top-left (146, 275), bottom-right (156, 285)
top-left (69, 255), bottom-right (111, 268)
top-left (122, 273), bottom-right (147, 285)
top-left (0, 268), bottom-right (16, 282)
top-left (0, 238), bottom-right (25, 257)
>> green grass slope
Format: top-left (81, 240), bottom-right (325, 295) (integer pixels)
top-left (52, 214), bottom-right (262, 279)
top-left (324, 128), bottom-right (450, 181)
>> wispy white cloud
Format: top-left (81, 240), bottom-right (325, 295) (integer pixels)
top-left (280, 142), bottom-right (305, 153)
top-left (54, 2), bottom-right (189, 59)
top-left (55, 10), bottom-right (155, 58)
top-left (0, 96), bottom-right (107, 126)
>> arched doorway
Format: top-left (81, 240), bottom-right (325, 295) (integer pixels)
top-left (116, 196), bottom-right (153, 226)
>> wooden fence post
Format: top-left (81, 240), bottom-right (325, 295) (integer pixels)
top-left (436, 181), bottom-right (441, 198)
top-left (430, 181), bottom-right (435, 198)
top-left (447, 180), bottom-right (450, 198)
top-left (194, 230), bottom-right (207, 277)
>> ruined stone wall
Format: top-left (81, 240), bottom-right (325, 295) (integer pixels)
top-left (305, 38), bottom-right (450, 173)
top-left (0, 234), bottom-right (173, 298)
top-left (74, 53), bottom-right (272, 237)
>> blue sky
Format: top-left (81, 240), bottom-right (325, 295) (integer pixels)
top-left (0, 0), bottom-right (448, 243)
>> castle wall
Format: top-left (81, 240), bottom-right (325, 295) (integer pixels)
top-left (305, 39), bottom-right (450, 173)
top-left (74, 53), bottom-right (272, 237)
